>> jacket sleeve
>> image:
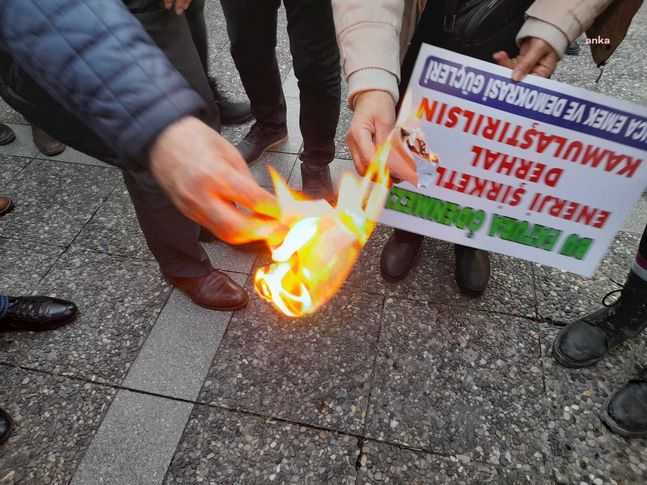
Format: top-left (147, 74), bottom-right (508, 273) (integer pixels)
top-left (516, 0), bottom-right (614, 58)
top-left (0, 0), bottom-right (207, 168)
top-left (332, 0), bottom-right (404, 108)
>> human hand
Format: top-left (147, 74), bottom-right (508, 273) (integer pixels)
top-left (150, 116), bottom-right (283, 245)
top-left (493, 37), bottom-right (559, 82)
top-left (163, 0), bottom-right (192, 15)
top-left (347, 91), bottom-right (396, 176)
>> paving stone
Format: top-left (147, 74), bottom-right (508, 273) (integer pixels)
top-left (356, 439), bottom-right (544, 484)
top-left (0, 365), bottom-right (116, 484)
top-left (165, 404), bottom-right (358, 484)
top-left (71, 390), bottom-right (193, 485)
top-left (283, 68), bottom-right (299, 98)
top-left (203, 0), bottom-right (230, 65)
top-left (0, 246), bottom-right (171, 384)
top-left (38, 146), bottom-right (110, 168)
top-left (123, 272), bottom-right (247, 401)
top-left (622, 197), bottom-right (647, 235)
top-left (75, 182), bottom-right (151, 261)
top-left (0, 236), bottom-right (64, 295)
top-left (0, 100), bottom-right (26, 125)
top-left (0, 154), bottom-right (30, 187)
top-left (334, 85), bottom-right (352, 161)
top-left (535, 231), bottom-right (639, 324)
top-left (203, 239), bottom-right (260, 275)
top-left (0, 159), bottom-right (119, 247)
top-left (366, 299), bottom-right (549, 473)
top-left (386, 237), bottom-right (537, 318)
top-left (540, 328), bottom-right (647, 484)
top-left (0, 124), bottom-right (38, 158)
top-left (249, 151), bottom-right (298, 189)
top-left (199, 282), bottom-right (383, 433)
top-left (270, 96), bottom-right (303, 156)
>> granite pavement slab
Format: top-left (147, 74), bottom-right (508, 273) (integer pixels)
top-left (386, 238), bottom-right (537, 318)
top-left (199, 282), bottom-right (383, 434)
top-left (165, 404), bottom-right (359, 484)
top-left (356, 439), bottom-right (544, 484)
top-left (0, 154), bottom-right (30, 187)
top-left (0, 246), bottom-right (170, 385)
top-left (0, 100), bottom-right (26, 126)
top-left (0, 365), bottom-right (116, 484)
top-left (74, 182), bottom-right (151, 261)
top-left (0, 159), bottom-right (119, 247)
top-left (0, 236), bottom-right (64, 295)
top-left (0, 124), bottom-right (38, 158)
top-left (541, 329), bottom-right (647, 484)
top-left (535, 231), bottom-right (640, 324)
top-left (366, 298), bottom-right (550, 475)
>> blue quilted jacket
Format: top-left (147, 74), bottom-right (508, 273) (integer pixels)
top-left (0, 0), bottom-right (206, 169)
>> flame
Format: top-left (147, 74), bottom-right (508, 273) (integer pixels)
top-left (254, 143), bottom-right (391, 317)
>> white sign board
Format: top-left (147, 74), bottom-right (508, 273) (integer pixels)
top-left (380, 45), bottom-right (647, 276)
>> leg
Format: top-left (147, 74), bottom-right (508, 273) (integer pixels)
top-left (553, 223), bottom-right (647, 368)
top-left (220, 0), bottom-right (285, 129)
top-left (284, 0), bottom-right (340, 167)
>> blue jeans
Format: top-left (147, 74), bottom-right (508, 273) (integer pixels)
top-left (0, 293), bottom-right (8, 319)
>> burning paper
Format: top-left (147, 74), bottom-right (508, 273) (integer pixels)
top-left (254, 144), bottom-right (390, 317)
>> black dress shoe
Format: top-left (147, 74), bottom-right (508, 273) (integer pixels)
top-left (32, 126), bottom-right (66, 156)
top-left (0, 295), bottom-right (78, 332)
top-left (208, 78), bottom-right (253, 125)
top-left (454, 244), bottom-right (490, 296)
top-left (0, 122), bottom-right (16, 146)
top-left (236, 122), bottom-right (288, 165)
top-left (167, 268), bottom-right (248, 311)
top-left (553, 270), bottom-right (647, 368)
top-left (0, 407), bottom-right (12, 445)
top-left (300, 162), bottom-right (334, 201)
top-left (601, 368), bottom-right (647, 437)
top-left (380, 229), bottom-right (424, 282)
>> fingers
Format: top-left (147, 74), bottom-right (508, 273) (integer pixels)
top-left (211, 169), bottom-right (281, 219)
top-left (163, 0), bottom-right (191, 14)
top-left (493, 51), bottom-right (515, 69)
top-left (347, 125), bottom-right (375, 176)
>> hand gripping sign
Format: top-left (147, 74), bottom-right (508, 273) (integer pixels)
top-left (381, 45), bottom-right (647, 277)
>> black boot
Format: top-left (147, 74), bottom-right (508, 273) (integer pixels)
top-left (454, 245), bottom-right (490, 296)
top-left (300, 162), bottom-right (334, 201)
top-left (553, 270), bottom-right (647, 368)
top-left (601, 367), bottom-right (647, 437)
top-left (0, 122), bottom-right (15, 146)
top-left (236, 122), bottom-right (288, 165)
top-left (0, 407), bottom-right (12, 445)
top-left (208, 77), bottom-right (253, 125)
top-left (380, 229), bottom-right (424, 282)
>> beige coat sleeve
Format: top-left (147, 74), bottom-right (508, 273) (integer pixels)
top-left (332, 0), bottom-right (405, 108)
top-left (517, 0), bottom-right (614, 57)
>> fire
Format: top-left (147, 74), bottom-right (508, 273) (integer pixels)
top-left (254, 143), bottom-right (391, 317)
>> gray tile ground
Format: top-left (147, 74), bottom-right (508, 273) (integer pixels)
top-left (199, 283), bottom-right (383, 434)
top-left (0, 159), bottom-right (119, 247)
top-left (0, 154), bottom-right (30, 186)
top-left (535, 231), bottom-right (640, 323)
top-left (0, 365), bottom-right (116, 484)
top-left (386, 238), bottom-right (537, 318)
top-left (71, 390), bottom-right (193, 485)
top-left (0, 124), bottom-right (38, 158)
top-left (74, 181), bottom-right (151, 261)
top-left (0, 246), bottom-right (170, 385)
top-left (366, 298), bottom-right (550, 476)
top-left (165, 404), bottom-right (359, 484)
top-left (0, 101), bottom-right (26, 125)
top-left (0, 236), bottom-right (64, 295)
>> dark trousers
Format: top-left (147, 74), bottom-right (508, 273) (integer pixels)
top-left (0, 4), bottom-right (217, 278)
top-left (220, 0), bottom-right (341, 166)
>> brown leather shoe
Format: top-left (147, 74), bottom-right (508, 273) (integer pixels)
top-left (0, 196), bottom-right (13, 217)
top-left (167, 269), bottom-right (248, 311)
top-left (32, 126), bottom-right (66, 156)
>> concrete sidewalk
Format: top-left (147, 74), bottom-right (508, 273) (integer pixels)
top-left (1, 2), bottom-right (646, 484)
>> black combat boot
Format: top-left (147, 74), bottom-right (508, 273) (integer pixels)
top-left (601, 367), bottom-right (647, 437)
top-left (454, 245), bottom-right (490, 296)
top-left (553, 270), bottom-right (647, 368)
top-left (380, 229), bottom-right (424, 282)
top-left (236, 122), bottom-right (288, 165)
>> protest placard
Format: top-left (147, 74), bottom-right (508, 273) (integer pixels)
top-left (380, 45), bottom-right (647, 276)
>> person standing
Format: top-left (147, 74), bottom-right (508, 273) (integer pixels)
top-left (220, 0), bottom-right (341, 200)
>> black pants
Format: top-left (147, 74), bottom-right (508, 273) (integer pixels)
top-left (220, 0), bottom-right (341, 166)
top-left (0, 4), bottom-right (217, 278)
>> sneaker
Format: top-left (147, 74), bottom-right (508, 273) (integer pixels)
top-left (236, 122), bottom-right (288, 164)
